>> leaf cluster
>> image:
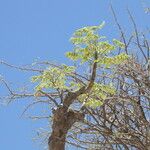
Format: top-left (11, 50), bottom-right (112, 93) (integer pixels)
top-left (31, 23), bottom-right (128, 107)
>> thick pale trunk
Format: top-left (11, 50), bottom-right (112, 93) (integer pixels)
top-left (48, 106), bottom-right (84, 150)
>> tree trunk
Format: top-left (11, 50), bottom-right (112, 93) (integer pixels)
top-left (48, 106), bottom-right (84, 150)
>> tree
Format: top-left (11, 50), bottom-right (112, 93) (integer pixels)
top-left (0, 22), bottom-right (128, 150)
top-left (1, 3), bottom-right (150, 149)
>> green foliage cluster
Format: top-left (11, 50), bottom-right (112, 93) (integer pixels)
top-left (66, 22), bottom-right (128, 66)
top-left (31, 65), bottom-right (76, 91)
top-left (79, 83), bottom-right (115, 108)
top-left (31, 22), bottom-right (128, 108)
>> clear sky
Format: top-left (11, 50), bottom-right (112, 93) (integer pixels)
top-left (0, 0), bottom-right (149, 150)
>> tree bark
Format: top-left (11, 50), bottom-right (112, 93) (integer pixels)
top-left (48, 106), bottom-right (84, 150)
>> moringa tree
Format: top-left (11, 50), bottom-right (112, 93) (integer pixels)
top-left (0, 22), bottom-right (128, 150)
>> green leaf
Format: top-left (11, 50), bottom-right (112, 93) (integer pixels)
top-left (86, 99), bottom-right (103, 108)
top-left (113, 39), bottom-right (125, 48)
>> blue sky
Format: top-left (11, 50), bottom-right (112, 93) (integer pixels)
top-left (0, 0), bottom-right (149, 150)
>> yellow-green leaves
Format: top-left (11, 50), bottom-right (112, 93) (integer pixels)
top-left (98, 53), bottom-right (129, 67)
top-left (86, 99), bottom-right (103, 108)
top-left (65, 52), bottom-right (80, 61)
top-left (32, 66), bottom-right (75, 91)
top-left (33, 67), bottom-right (66, 91)
top-left (79, 83), bottom-right (116, 108)
top-left (66, 22), bottom-right (106, 63)
top-left (31, 22), bottom-right (129, 108)
top-left (66, 22), bottom-right (128, 66)
top-left (113, 39), bottom-right (125, 48)
top-left (62, 65), bottom-right (76, 73)
top-left (73, 21), bottom-right (105, 38)
top-left (97, 41), bottom-right (115, 54)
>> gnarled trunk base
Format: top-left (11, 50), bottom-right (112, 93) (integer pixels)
top-left (48, 106), bottom-right (84, 150)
